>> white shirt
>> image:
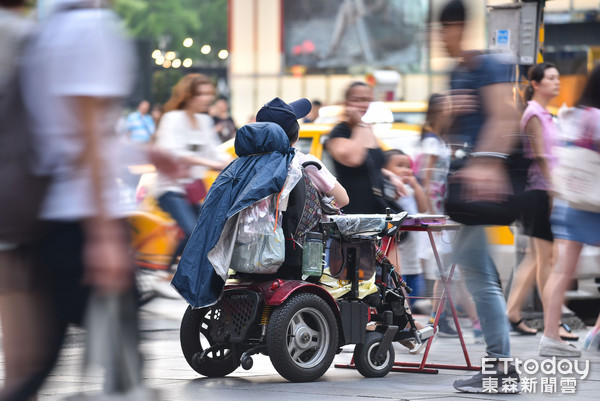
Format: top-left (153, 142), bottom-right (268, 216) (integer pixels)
top-left (297, 152), bottom-right (337, 194)
top-left (396, 188), bottom-right (422, 275)
top-left (23, 6), bottom-right (134, 220)
top-left (154, 110), bottom-right (228, 196)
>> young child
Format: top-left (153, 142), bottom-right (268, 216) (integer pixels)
top-left (383, 149), bottom-right (428, 304)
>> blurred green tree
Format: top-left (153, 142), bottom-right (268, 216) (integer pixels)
top-left (112, 0), bottom-right (228, 103)
top-left (113, 0), bottom-right (227, 61)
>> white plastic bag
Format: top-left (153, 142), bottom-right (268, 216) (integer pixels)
top-left (553, 107), bottom-right (600, 213)
top-left (230, 194), bottom-right (285, 274)
top-left (553, 145), bottom-right (600, 213)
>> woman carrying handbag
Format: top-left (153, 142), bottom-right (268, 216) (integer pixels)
top-left (154, 74), bottom-right (230, 266)
top-left (539, 64), bottom-right (600, 357)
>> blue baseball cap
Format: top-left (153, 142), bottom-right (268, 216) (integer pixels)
top-left (256, 97), bottom-right (312, 134)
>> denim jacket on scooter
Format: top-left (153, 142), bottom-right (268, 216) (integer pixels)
top-left (172, 122), bottom-right (295, 308)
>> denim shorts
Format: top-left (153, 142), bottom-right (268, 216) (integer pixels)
top-left (551, 200), bottom-right (600, 245)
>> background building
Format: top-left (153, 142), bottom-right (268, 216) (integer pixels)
top-left (228, 0), bottom-right (600, 124)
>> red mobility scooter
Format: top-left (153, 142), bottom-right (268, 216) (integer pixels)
top-left (179, 210), bottom-right (435, 382)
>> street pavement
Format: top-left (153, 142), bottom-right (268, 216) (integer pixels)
top-left (2, 292), bottom-right (599, 401)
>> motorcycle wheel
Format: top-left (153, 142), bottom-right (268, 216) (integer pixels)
top-left (180, 306), bottom-right (240, 377)
top-left (353, 331), bottom-right (394, 378)
top-left (266, 293), bottom-right (337, 382)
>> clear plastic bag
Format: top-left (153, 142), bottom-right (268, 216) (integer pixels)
top-left (327, 214), bottom-right (387, 236)
top-left (230, 194), bottom-right (285, 274)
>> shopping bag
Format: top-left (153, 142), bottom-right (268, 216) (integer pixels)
top-left (553, 107), bottom-right (600, 213)
top-left (445, 143), bottom-right (531, 226)
top-left (230, 194), bottom-right (285, 274)
top-left (553, 145), bottom-right (600, 213)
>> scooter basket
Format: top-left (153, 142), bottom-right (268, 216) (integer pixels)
top-left (210, 289), bottom-right (261, 342)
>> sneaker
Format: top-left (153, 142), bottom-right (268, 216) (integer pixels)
top-left (436, 317), bottom-right (458, 337)
top-left (539, 335), bottom-right (582, 357)
top-left (583, 327), bottom-right (600, 351)
top-left (400, 337), bottom-right (431, 355)
top-left (454, 365), bottom-right (520, 394)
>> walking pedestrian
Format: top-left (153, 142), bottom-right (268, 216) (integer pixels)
top-left (126, 99), bottom-right (155, 143)
top-left (11, 1), bottom-right (179, 398)
top-left (539, 64), bottom-right (600, 357)
top-left (438, 0), bottom-right (521, 393)
top-left (506, 63), bottom-right (567, 338)
top-left (154, 73), bottom-right (230, 266)
top-left (0, 2), bottom-right (54, 400)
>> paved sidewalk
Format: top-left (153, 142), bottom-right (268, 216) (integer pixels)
top-left (2, 296), bottom-right (599, 400)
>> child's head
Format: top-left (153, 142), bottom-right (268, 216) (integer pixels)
top-left (384, 149), bottom-right (413, 178)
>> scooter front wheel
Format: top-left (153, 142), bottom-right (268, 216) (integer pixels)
top-left (267, 293), bottom-right (338, 382)
top-left (180, 306), bottom-right (240, 377)
top-left (353, 331), bottom-right (395, 378)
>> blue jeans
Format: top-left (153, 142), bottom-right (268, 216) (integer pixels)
top-left (157, 191), bottom-right (201, 264)
top-left (452, 225), bottom-right (510, 359)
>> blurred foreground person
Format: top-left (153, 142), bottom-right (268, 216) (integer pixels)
top-left (539, 64), bottom-right (600, 357)
top-left (0, 1), bottom-right (52, 400)
top-left (13, 0), bottom-right (165, 399)
top-left (439, 0), bottom-right (521, 393)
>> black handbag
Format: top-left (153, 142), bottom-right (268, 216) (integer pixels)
top-left (365, 154), bottom-right (403, 214)
top-left (445, 141), bottom-right (531, 226)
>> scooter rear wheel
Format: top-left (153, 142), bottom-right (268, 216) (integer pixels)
top-left (180, 306), bottom-right (240, 377)
top-left (267, 293), bottom-right (338, 382)
top-left (353, 331), bottom-right (395, 378)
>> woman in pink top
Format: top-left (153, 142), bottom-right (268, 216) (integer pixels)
top-left (506, 63), bottom-right (577, 339)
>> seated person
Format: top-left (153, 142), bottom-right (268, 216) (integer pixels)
top-left (172, 99), bottom-right (347, 308)
top-left (255, 98), bottom-right (349, 279)
top-left (171, 121), bottom-right (298, 308)
top-left (256, 97), bottom-right (348, 208)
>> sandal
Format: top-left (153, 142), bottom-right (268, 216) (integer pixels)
top-left (509, 318), bottom-right (538, 335)
top-left (559, 322), bottom-right (579, 341)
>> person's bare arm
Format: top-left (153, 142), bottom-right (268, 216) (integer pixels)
top-left (177, 155), bottom-right (229, 170)
top-left (404, 176), bottom-right (429, 213)
top-left (326, 124), bottom-right (375, 167)
top-left (77, 96), bottom-right (133, 293)
top-left (420, 153), bottom-right (437, 212)
top-left (326, 182), bottom-right (349, 207)
top-left (326, 106), bottom-right (379, 167)
top-left (381, 168), bottom-right (408, 198)
top-left (457, 82), bottom-right (519, 202)
top-left (475, 82), bottom-right (519, 155)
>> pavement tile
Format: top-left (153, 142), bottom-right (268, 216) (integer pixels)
top-left (2, 297), bottom-right (599, 400)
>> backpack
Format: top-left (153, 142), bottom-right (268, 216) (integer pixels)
top-left (280, 163), bottom-right (324, 275)
top-left (0, 64), bottom-right (50, 244)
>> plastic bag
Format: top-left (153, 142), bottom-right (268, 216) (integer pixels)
top-left (230, 194), bottom-right (285, 274)
top-left (327, 214), bottom-right (387, 236)
top-left (81, 291), bottom-right (161, 400)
